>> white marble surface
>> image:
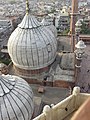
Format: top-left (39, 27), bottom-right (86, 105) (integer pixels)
top-left (8, 13), bottom-right (57, 70)
top-left (0, 74), bottom-right (34, 120)
top-left (41, 18), bottom-right (57, 37)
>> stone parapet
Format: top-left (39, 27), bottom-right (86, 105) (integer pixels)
top-left (33, 87), bottom-right (90, 120)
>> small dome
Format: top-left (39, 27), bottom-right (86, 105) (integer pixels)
top-left (0, 74), bottom-right (34, 120)
top-left (41, 18), bottom-right (57, 37)
top-left (8, 14), bottom-right (57, 70)
top-left (75, 40), bottom-right (86, 49)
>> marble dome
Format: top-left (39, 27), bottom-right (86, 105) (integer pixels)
top-left (8, 14), bottom-right (57, 70)
top-left (41, 18), bottom-right (57, 38)
top-left (0, 74), bottom-right (34, 120)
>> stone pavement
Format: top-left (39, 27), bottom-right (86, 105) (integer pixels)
top-left (30, 84), bottom-right (70, 118)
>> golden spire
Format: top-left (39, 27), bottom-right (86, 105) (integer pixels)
top-left (26, 0), bottom-right (29, 15)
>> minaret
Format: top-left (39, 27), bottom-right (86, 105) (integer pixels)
top-left (70, 0), bottom-right (78, 52)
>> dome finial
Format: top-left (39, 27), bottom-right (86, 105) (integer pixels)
top-left (26, 0), bottom-right (29, 15)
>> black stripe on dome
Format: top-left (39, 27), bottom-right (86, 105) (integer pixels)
top-left (1, 77), bottom-right (15, 87)
top-left (27, 30), bottom-right (33, 66)
top-left (0, 80), bottom-right (5, 96)
top-left (27, 29), bottom-right (32, 66)
top-left (0, 78), bottom-right (14, 95)
top-left (14, 88), bottom-right (33, 115)
top-left (34, 27), bottom-right (49, 64)
top-left (9, 92), bottom-right (25, 120)
top-left (21, 29), bottom-right (27, 66)
top-left (32, 28), bottom-right (39, 66)
top-left (1, 76), bottom-right (15, 83)
top-left (29, 27), bottom-right (34, 66)
top-left (11, 90), bottom-right (29, 119)
top-left (0, 104), bottom-right (3, 120)
top-left (1, 97), bottom-right (5, 120)
top-left (31, 20), bottom-right (38, 66)
top-left (16, 29), bottom-right (24, 65)
top-left (15, 84), bottom-right (33, 99)
top-left (16, 81), bottom-right (31, 88)
top-left (43, 28), bottom-right (56, 59)
top-left (15, 84), bottom-right (33, 100)
top-left (20, 29), bottom-right (26, 66)
top-left (25, 29), bottom-right (30, 67)
top-left (6, 95), bottom-right (19, 120)
top-left (3, 96), bottom-right (12, 120)
top-left (37, 27), bottom-right (50, 63)
top-left (32, 26), bottom-right (46, 65)
top-left (3, 97), bottom-right (10, 120)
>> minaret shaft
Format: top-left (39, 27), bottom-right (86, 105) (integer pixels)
top-left (70, 0), bottom-right (78, 34)
top-left (70, 0), bottom-right (78, 52)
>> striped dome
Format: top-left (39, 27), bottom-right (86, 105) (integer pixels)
top-left (41, 18), bottom-right (57, 37)
top-left (0, 74), bottom-right (34, 120)
top-left (8, 14), bottom-right (57, 70)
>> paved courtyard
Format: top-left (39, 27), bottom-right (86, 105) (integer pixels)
top-left (30, 84), bottom-right (70, 118)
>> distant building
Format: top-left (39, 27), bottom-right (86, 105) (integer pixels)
top-left (0, 19), bottom-right (13, 49)
top-left (55, 6), bottom-right (70, 32)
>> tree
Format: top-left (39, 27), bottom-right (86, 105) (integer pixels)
top-left (81, 21), bottom-right (90, 34)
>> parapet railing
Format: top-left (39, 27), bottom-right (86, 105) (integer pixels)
top-left (33, 87), bottom-right (90, 120)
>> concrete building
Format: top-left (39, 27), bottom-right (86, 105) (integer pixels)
top-left (0, 19), bottom-right (13, 49)
top-left (55, 6), bottom-right (70, 32)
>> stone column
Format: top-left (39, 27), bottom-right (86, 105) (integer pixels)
top-left (74, 57), bottom-right (82, 83)
top-left (43, 105), bottom-right (52, 120)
